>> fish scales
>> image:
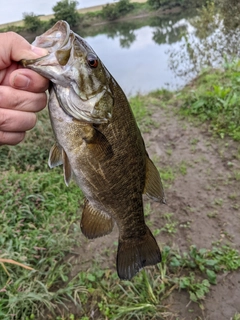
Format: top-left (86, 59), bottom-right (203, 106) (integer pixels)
top-left (21, 21), bottom-right (165, 280)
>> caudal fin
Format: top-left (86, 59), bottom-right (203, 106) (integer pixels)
top-left (116, 227), bottom-right (161, 280)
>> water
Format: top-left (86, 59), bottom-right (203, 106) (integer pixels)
top-left (74, 11), bottom-right (196, 96)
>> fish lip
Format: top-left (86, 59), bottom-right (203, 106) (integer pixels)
top-left (20, 56), bottom-right (49, 67)
top-left (20, 20), bottom-right (70, 67)
top-left (32, 20), bottom-right (71, 52)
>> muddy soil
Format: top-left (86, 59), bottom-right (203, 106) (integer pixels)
top-left (67, 101), bottom-right (240, 320)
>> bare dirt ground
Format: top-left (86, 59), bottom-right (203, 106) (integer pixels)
top-left (67, 101), bottom-right (240, 320)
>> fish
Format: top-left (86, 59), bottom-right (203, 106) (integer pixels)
top-left (21, 21), bottom-right (165, 280)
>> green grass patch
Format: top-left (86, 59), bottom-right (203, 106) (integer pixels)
top-left (179, 61), bottom-right (240, 140)
top-left (130, 95), bottom-right (155, 132)
top-left (0, 169), bottom-right (84, 319)
top-left (0, 109), bottom-right (52, 172)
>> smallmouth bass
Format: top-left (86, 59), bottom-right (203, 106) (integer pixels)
top-left (21, 21), bottom-right (165, 280)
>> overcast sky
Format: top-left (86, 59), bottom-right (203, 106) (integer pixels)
top-left (0, 0), bottom-right (116, 24)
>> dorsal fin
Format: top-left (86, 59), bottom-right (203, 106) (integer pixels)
top-left (48, 143), bottom-right (63, 168)
top-left (144, 156), bottom-right (166, 203)
top-left (81, 199), bottom-right (114, 239)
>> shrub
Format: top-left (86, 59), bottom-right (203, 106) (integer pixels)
top-left (51, 0), bottom-right (80, 27)
top-left (101, 0), bottom-right (134, 21)
top-left (23, 12), bottom-right (42, 32)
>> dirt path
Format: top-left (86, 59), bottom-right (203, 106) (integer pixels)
top-left (145, 102), bottom-right (240, 319)
top-left (67, 99), bottom-right (240, 319)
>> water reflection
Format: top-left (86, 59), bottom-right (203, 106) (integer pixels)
top-left (78, 10), bottom-right (194, 48)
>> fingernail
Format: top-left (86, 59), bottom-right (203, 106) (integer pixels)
top-left (13, 73), bottom-right (30, 89)
top-left (31, 45), bottom-right (48, 56)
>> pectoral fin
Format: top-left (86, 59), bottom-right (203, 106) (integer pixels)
top-left (81, 199), bottom-right (114, 239)
top-left (144, 156), bottom-right (166, 203)
top-left (81, 124), bottom-right (113, 160)
top-left (48, 143), bottom-right (63, 168)
top-left (62, 149), bottom-right (72, 186)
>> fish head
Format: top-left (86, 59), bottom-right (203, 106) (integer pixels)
top-left (21, 20), bottom-right (114, 124)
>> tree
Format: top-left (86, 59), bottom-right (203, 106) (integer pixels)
top-left (23, 12), bottom-right (42, 32)
top-left (51, 0), bottom-right (80, 27)
top-left (101, 0), bottom-right (134, 21)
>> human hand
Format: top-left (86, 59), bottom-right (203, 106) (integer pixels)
top-left (0, 32), bottom-right (49, 145)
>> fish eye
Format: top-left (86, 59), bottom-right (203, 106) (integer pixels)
top-left (87, 53), bottom-right (98, 68)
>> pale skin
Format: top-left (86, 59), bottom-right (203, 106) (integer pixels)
top-left (0, 32), bottom-right (49, 145)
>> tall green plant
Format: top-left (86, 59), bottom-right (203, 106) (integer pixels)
top-left (23, 12), bottom-right (42, 32)
top-left (51, 0), bottom-right (80, 27)
top-left (101, 0), bottom-right (134, 21)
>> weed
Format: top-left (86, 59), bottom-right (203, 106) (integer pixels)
top-left (207, 211), bottom-right (218, 218)
top-left (232, 313), bottom-right (240, 320)
top-left (179, 63), bottom-right (240, 140)
top-left (158, 166), bottom-right (175, 187)
top-left (161, 213), bottom-right (178, 234)
top-left (130, 95), bottom-right (154, 132)
top-left (177, 273), bottom-right (210, 304)
top-left (179, 161), bottom-right (188, 175)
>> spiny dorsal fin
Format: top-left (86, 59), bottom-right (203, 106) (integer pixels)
top-left (48, 143), bottom-right (63, 168)
top-left (62, 149), bottom-right (72, 186)
top-left (144, 156), bottom-right (166, 203)
top-left (81, 199), bottom-right (114, 239)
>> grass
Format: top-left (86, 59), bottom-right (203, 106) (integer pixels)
top-left (178, 60), bottom-right (240, 140)
top-left (129, 95), bottom-right (155, 132)
top-left (0, 169), bottom-right (84, 319)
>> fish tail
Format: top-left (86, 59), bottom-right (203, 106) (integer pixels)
top-left (116, 227), bottom-right (161, 280)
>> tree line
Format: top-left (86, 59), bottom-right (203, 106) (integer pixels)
top-left (10, 0), bottom-right (240, 34)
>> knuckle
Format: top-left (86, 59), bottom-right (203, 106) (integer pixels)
top-left (0, 109), bottom-right (8, 129)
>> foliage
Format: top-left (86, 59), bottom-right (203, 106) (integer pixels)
top-left (23, 12), bottom-right (42, 32)
top-left (101, 0), bottom-right (135, 21)
top-left (51, 0), bottom-right (80, 27)
top-left (147, 0), bottom-right (207, 10)
top-left (179, 61), bottom-right (240, 140)
top-left (217, 0), bottom-right (240, 30)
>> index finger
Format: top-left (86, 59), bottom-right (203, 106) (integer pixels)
top-left (0, 32), bottom-right (48, 69)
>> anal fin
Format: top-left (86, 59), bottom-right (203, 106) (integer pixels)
top-left (144, 156), bottom-right (166, 203)
top-left (81, 199), bottom-right (114, 239)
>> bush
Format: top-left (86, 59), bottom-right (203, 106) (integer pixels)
top-left (101, 0), bottom-right (134, 21)
top-left (23, 12), bottom-right (42, 32)
top-left (51, 0), bottom-right (80, 27)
